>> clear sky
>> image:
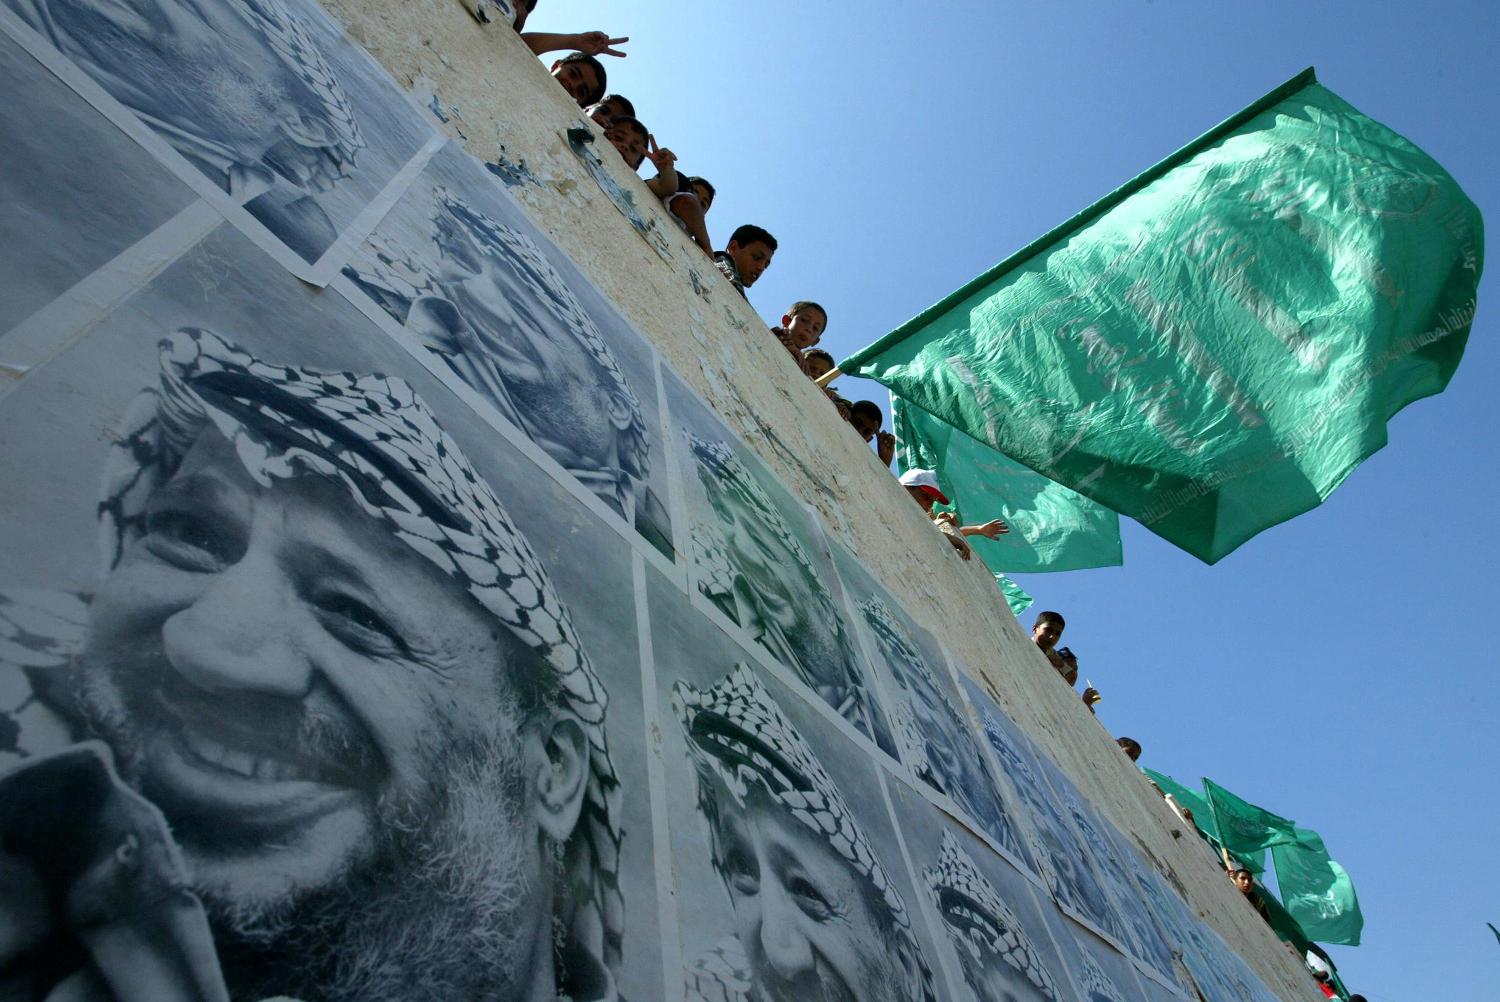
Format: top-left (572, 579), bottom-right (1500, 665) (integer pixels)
top-left (531, 3), bottom-right (1497, 998)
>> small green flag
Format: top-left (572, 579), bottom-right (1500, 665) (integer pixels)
top-left (995, 572), bottom-right (1034, 615)
top-left (1271, 828), bottom-right (1364, 945)
top-left (1142, 768), bottom-right (1217, 836)
top-left (1141, 768), bottom-right (1269, 871)
top-left (1203, 778), bottom-right (1300, 859)
top-left (893, 396), bottom-right (1122, 572)
top-left (843, 68), bottom-right (1483, 563)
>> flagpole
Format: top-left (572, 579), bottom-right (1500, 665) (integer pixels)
top-left (814, 367), bottom-right (841, 388)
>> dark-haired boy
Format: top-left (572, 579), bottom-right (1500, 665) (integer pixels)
top-left (585, 93), bottom-right (635, 127)
top-left (802, 349), bottom-right (836, 381)
top-left (714, 225), bottom-right (776, 297)
top-left (603, 118), bottom-right (684, 203)
top-left (849, 400), bottom-right (896, 467)
top-left (549, 51), bottom-right (609, 106)
top-left (1031, 611), bottom-right (1065, 657)
top-left (774, 301), bottom-right (826, 354)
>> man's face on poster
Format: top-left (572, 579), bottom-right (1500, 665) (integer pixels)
top-left (701, 475), bottom-right (847, 689)
top-left (44, 0), bottom-right (312, 163)
top-left (68, 428), bottom-right (554, 996)
top-left (708, 783), bottom-right (914, 1002)
top-left (431, 212), bottom-right (634, 488)
top-left (955, 945), bottom-right (1051, 1002)
top-left (884, 639), bottom-right (963, 791)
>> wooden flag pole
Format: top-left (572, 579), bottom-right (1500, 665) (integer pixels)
top-left (814, 367), bottom-right (842, 388)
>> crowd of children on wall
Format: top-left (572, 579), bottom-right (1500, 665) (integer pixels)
top-left (521, 20), bottom-right (1371, 998)
top-left (519, 21), bottom-right (919, 459)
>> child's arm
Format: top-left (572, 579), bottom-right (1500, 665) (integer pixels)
top-left (522, 30), bottom-right (627, 57)
top-left (668, 194), bottom-right (714, 257)
top-left (642, 137), bottom-right (679, 198)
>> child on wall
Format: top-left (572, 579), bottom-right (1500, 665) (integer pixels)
top-left (715, 225), bottom-right (777, 297)
top-left (771, 301), bottom-right (827, 361)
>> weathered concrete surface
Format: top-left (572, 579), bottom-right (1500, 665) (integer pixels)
top-left (317, 2), bottom-right (1322, 997)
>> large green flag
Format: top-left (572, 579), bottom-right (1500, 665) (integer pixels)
top-left (1272, 827), bottom-right (1364, 945)
top-left (1203, 778), bottom-right (1300, 858)
top-left (842, 68), bottom-right (1483, 563)
top-left (893, 396), bottom-right (1122, 572)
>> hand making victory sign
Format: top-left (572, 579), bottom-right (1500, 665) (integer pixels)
top-left (574, 30), bottom-right (628, 57)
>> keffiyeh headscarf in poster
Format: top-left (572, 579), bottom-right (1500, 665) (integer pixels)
top-left (343, 191), bottom-right (653, 531)
top-left (673, 664), bottom-right (936, 1002)
top-left (923, 830), bottom-right (1061, 1001)
top-left (10, 0), bottom-right (365, 199)
top-left (1, 329), bottom-right (624, 998)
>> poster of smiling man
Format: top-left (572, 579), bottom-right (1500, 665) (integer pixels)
top-left (884, 776), bottom-right (1076, 1002)
top-left (827, 541), bottom-right (1014, 852)
top-left (959, 677), bottom-right (1136, 954)
top-left (340, 141), bottom-right (675, 559)
top-left (664, 369), bottom-right (895, 759)
top-left (0, 0), bottom-right (439, 282)
top-left (0, 223), bottom-right (663, 1002)
top-left (644, 569), bottom-right (948, 1002)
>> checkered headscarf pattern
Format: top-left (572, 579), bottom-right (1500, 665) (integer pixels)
top-left (859, 597), bottom-right (962, 771)
top-left (1074, 950), bottom-right (1127, 1002)
top-left (923, 831), bottom-right (1060, 1000)
top-left (673, 664), bottom-right (936, 1002)
top-left (97, 329), bottom-right (624, 974)
top-left (245, 0), bottom-right (366, 192)
top-left (684, 434), bottom-right (820, 587)
top-left (438, 193), bottom-right (644, 449)
top-left (858, 599), bottom-right (954, 709)
top-left (349, 191), bottom-right (648, 487)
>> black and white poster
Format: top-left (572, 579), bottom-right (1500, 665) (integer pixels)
top-left (646, 568), bottom-right (950, 1001)
top-left (0, 0), bottom-right (441, 282)
top-left (0, 224), bottom-right (663, 1002)
top-left (961, 678), bottom-right (1136, 952)
top-left (664, 368), bottom-right (897, 759)
top-left (1067, 921), bottom-right (1150, 1002)
top-left (0, 3), bottom-right (1290, 997)
top-left (340, 141), bottom-right (676, 560)
top-left (1099, 822), bottom-right (1197, 995)
top-left (0, 30), bottom-right (200, 352)
top-left (830, 541), bottom-right (1015, 852)
top-left (885, 776), bottom-right (1078, 1002)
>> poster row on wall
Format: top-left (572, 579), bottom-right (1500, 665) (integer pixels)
top-left (0, 0), bottom-right (1285, 998)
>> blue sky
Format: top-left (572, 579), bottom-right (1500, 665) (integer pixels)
top-left (533, 3), bottom-right (1497, 998)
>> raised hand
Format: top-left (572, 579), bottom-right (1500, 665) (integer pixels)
top-left (575, 31), bottom-right (628, 57)
top-left (645, 135), bottom-right (677, 172)
top-left (970, 518), bottom-right (1009, 539)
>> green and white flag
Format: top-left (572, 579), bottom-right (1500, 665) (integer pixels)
top-left (1203, 778), bottom-right (1300, 858)
top-left (1272, 828), bottom-right (1364, 945)
top-left (843, 68), bottom-right (1483, 563)
top-left (894, 396), bottom-right (1122, 572)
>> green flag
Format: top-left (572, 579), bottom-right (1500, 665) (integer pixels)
top-left (995, 572), bottom-right (1034, 615)
top-left (1142, 768), bottom-right (1217, 838)
top-left (1203, 778), bottom-right (1300, 858)
top-left (893, 396), bottom-right (1122, 572)
top-left (1272, 827), bottom-right (1364, 945)
top-left (1141, 768), bottom-right (1269, 872)
top-left (842, 68), bottom-right (1483, 563)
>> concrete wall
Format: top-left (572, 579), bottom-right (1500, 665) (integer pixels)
top-left (314, 2), bottom-right (1322, 999)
